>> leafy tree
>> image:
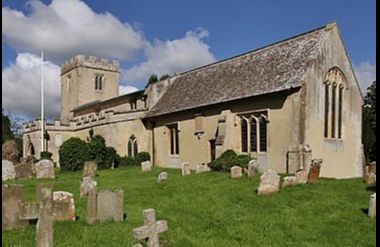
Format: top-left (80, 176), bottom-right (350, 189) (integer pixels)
top-left (88, 135), bottom-right (107, 168)
top-left (2, 110), bottom-right (14, 144)
top-left (59, 137), bottom-right (90, 171)
top-left (363, 81), bottom-right (376, 162)
top-left (159, 74), bottom-right (170, 81)
top-left (147, 74), bottom-right (158, 85)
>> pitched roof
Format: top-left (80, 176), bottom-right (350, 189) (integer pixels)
top-left (144, 23), bottom-right (333, 118)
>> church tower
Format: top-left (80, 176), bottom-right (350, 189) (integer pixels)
top-left (60, 55), bottom-right (120, 124)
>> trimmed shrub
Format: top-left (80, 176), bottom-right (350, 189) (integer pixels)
top-left (88, 135), bottom-right (107, 168)
top-left (134, 152), bottom-right (150, 165)
top-left (118, 152), bottom-right (151, 167)
top-left (40, 151), bottom-right (53, 160)
top-left (208, 150), bottom-right (251, 172)
top-left (59, 137), bottom-right (90, 171)
top-left (104, 146), bottom-right (119, 169)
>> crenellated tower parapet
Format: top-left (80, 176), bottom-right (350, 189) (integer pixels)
top-left (61, 55), bottom-right (120, 75)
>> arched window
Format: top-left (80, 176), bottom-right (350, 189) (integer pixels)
top-left (127, 135), bottom-right (138, 157)
top-left (259, 116), bottom-right (267, 152)
top-left (241, 118), bottom-right (248, 152)
top-left (240, 113), bottom-right (268, 153)
top-left (323, 68), bottom-right (346, 139)
top-left (250, 118), bottom-right (257, 152)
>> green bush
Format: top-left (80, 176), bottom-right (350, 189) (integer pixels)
top-left (118, 152), bottom-right (151, 167)
top-left (59, 137), bottom-right (90, 171)
top-left (135, 152), bottom-right (150, 164)
top-left (88, 135), bottom-right (107, 168)
top-left (104, 146), bottom-right (119, 169)
top-left (40, 151), bottom-right (53, 160)
top-left (208, 150), bottom-right (251, 172)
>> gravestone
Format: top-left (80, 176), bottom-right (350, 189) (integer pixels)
top-left (257, 169), bottom-right (280, 195)
top-left (2, 140), bottom-right (19, 165)
top-left (19, 184), bottom-right (54, 247)
top-left (181, 162), bottom-right (191, 176)
top-left (80, 176), bottom-right (97, 198)
top-left (157, 172), bottom-right (168, 182)
top-left (282, 176), bottom-right (298, 188)
top-left (20, 155), bottom-right (38, 174)
top-left (2, 184), bottom-right (29, 230)
top-left (287, 144), bottom-right (312, 173)
top-left (15, 163), bottom-right (33, 179)
top-left (35, 160), bottom-right (55, 179)
top-left (247, 159), bottom-right (258, 177)
top-left (83, 161), bottom-right (97, 178)
top-left (195, 163), bottom-right (210, 174)
top-left (2, 160), bottom-right (16, 181)
top-left (96, 189), bottom-right (124, 222)
top-left (133, 208), bottom-right (168, 247)
top-left (86, 187), bottom-right (97, 224)
top-left (366, 162), bottom-right (376, 185)
top-left (141, 161), bottom-right (152, 172)
top-left (230, 166), bottom-right (242, 178)
top-left (295, 169), bottom-right (308, 184)
top-left (368, 193), bottom-right (376, 219)
top-left (53, 191), bottom-right (75, 221)
top-left (308, 159), bottom-right (323, 183)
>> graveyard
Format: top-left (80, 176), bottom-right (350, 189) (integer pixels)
top-left (2, 165), bottom-right (376, 246)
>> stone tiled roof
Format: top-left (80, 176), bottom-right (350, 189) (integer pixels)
top-left (144, 23), bottom-right (332, 118)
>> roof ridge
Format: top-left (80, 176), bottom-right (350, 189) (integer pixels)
top-left (179, 22), bottom-right (332, 77)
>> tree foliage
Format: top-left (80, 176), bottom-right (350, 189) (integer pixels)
top-left (159, 74), bottom-right (170, 81)
top-left (363, 81), bottom-right (376, 163)
top-left (147, 74), bottom-right (158, 85)
top-left (59, 137), bottom-right (90, 171)
top-left (2, 110), bottom-right (15, 145)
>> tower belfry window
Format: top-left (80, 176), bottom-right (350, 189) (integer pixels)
top-left (95, 75), bottom-right (103, 91)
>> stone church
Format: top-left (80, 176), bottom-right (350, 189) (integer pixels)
top-left (23, 22), bottom-right (363, 178)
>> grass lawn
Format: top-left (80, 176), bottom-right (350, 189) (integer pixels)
top-left (2, 166), bottom-right (376, 246)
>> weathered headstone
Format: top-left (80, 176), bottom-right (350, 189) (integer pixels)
top-left (157, 172), bottom-right (168, 182)
top-left (19, 184), bottom-right (54, 247)
top-left (308, 159), bottom-right (323, 183)
top-left (2, 160), bottom-right (16, 181)
top-left (366, 162), bottom-right (376, 185)
top-left (2, 184), bottom-right (29, 230)
top-left (52, 191), bottom-right (75, 221)
top-left (247, 159), bottom-right (258, 177)
top-left (257, 169), bottom-right (280, 195)
top-left (86, 187), bottom-right (97, 224)
top-left (80, 176), bottom-right (97, 198)
top-left (141, 161), bottom-right (152, 172)
top-left (230, 166), bottom-right (242, 178)
top-left (195, 163), bottom-right (210, 174)
top-left (282, 176), bottom-right (298, 188)
top-left (83, 161), bottom-right (97, 178)
top-left (21, 155), bottom-right (38, 174)
top-left (15, 163), bottom-right (33, 179)
top-left (96, 189), bottom-right (124, 222)
top-left (35, 160), bottom-right (55, 179)
top-left (287, 144), bottom-right (312, 173)
top-left (2, 140), bottom-right (19, 165)
top-left (295, 169), bottom-right (308, 184)
top-left (181, 162), bottom-right (191, 176)
top-left (133, 208), bottom-right (168, 247)
top-left (368, 193), bottom-right (376, 219)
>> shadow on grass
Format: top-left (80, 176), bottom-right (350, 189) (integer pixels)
top-left (366, 185), bottom-right (376, 192)
top-left (361, 208), bottom-right (369, 215)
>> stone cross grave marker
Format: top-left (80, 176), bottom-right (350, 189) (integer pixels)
top-left (19, 184), bottom-right (54, 247)
top-left (133, 208), bottom-right (168, 247)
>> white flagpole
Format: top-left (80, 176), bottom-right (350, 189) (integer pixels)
top-left (41, 50), bottom-right (45, 152)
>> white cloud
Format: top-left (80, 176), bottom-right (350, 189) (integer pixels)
top-left (2, 0), bottom-right (145, 63)
top-left (354, 62), bottom-right (376, 94)
top-left (125, 28), bottom-right (216, 85)
top-left (2, 53), bottom-right (61, 119)
top-left (119, 85), bottom-right (139, 95)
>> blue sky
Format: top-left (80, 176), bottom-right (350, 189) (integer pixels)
top-left (2, 0), bottom-right (376, 120)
